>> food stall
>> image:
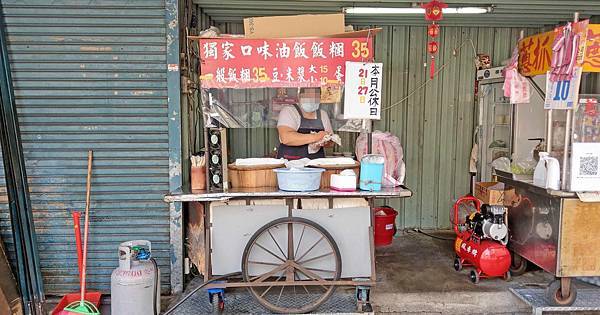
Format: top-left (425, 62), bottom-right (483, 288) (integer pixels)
top-left (163, 18), bottom-right (412, 313)
top-left (487, 17), bottom-right (600, 307)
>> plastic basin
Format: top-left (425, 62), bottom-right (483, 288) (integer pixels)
top-left (273, 167), bottom-right (325, 191)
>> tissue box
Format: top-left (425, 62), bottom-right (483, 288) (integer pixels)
top-left (330, 171), bottom-right (357, 192)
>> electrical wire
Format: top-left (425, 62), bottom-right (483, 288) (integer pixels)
top-left (162, 272), bottom-right (242, 315)
top-left (381, 38), bottom-right (478, 112)
top-left (409, 228), bottom-right (456, 241)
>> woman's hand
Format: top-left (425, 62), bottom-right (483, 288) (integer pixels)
top-left (312, 131), bottom-right (326, 143)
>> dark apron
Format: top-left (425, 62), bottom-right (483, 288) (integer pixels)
top-left (277, 104), bottom-right (325, 160)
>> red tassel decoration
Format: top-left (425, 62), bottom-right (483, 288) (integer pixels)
top-left (430, 55), bottom-right (435, 79)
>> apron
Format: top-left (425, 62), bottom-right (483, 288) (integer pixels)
top-left (277, 104), bottom-right (326, 160)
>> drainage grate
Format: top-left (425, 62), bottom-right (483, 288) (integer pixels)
top-left (168, 286), bottom-right (360, 314)
top-left (510, 287), bottom-right (600, 314)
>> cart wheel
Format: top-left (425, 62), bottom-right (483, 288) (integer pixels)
top-left (241, 217), bottom-right (342, 314)
top-left (361, 303), bottom-right (373, 312)
top-left (356, 286), bottom-right (371, 313)
top-left (211, 293), bottom-right (224, 313)
top-left (503, 271), bottom-right (512, 282)
top-left (453, 256), bottom-right (463, 272)
top-left (509, 253), bottom-right (528, 276)
top-left (545, 279), bottom-right (577, 306)
top-left (469, 270), bottom-right (480, 284)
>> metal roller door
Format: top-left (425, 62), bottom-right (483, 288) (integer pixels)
top-left (0, 0), bottom-right (171, 294)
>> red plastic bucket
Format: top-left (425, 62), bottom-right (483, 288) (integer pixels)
top-left (373, 206), bottom-right (398, 247)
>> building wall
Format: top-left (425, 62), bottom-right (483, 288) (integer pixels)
top-left (0, 0), bottom-right (172, 294)
top-left (210, 22), bottom-right (538, 229)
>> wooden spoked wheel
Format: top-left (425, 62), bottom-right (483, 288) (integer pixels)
top-left (241, 217), bottom-right (342, 314)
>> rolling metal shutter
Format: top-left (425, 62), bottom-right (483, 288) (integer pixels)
top-left (0, 0), bottom-right (171, 294)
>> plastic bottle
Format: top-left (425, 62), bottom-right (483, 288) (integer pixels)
top-left (533, 152), bottom-right (548, 188)
top-left (544, 156), bottom-right (561, 190)
top-left (533, 152), bottom-right (561, 190)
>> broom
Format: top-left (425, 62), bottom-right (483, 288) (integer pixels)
top-left (64, 151), bottom-right (99, 315)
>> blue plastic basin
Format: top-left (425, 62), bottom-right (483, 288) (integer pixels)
top-left (273, 167), bottom-right (325, 191)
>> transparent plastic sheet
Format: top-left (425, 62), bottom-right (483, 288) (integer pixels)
top-left (573, 95), bottom-right (600, 144)
top-left (200, 87), bottom-right (363, 132)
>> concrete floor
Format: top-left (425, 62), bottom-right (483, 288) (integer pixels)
top-left (371, 230), bottom-right (584, 314)
top-left (86, 229), bottom-right (597, 314)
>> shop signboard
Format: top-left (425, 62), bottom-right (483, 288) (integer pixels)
top-left (583, 24), bottom-right (600, 72)
top-left (544, 67), bottom-right (582, 109)
top-left (197, 37), bottom-right (373, 89)
top-left (518, 30), bottom-right (555, 77)
top-left (343, 61), bottom-right (383, 120)
top-left (519, 21), bottom-right (592, 76)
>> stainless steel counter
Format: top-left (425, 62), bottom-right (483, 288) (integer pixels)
top-left (497, 173), bottom-right (600, 278)
top-left (164, 186), bottom-right (413, 202)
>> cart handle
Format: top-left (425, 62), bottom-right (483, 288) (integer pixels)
top-left (453, 196), bottom-right (481, 234)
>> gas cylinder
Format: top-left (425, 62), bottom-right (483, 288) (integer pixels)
top-left (111, 240), bottom-right (160, 315)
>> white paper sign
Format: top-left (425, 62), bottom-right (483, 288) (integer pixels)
top-left (544, 67), bottom-right (582, 109)
top-left (343, 61), bottom-right (383, 120)
top-left (570, 142), bottom-right (600, 192)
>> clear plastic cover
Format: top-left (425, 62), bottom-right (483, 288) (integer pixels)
top-left (200, 87), bottom-right (363, 132)
top-left (573, 95), bottom-right (600, 144)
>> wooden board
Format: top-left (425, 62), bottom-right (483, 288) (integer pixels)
top-left (559, 200), bottom-right (600, 276)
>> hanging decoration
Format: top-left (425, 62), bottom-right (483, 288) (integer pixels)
top-left (422, 0), bottom-right (447, 79)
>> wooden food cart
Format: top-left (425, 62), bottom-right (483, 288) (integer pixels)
top-left (163, 28), bottom-right (413, 313)
top-left (165, 188), bottom-right (411, 313)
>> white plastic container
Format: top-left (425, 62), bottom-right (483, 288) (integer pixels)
top-left (533, 152), bottom-right (549, 187)
top-left (545, 156), bottom-right (561, 190)
top-left (533, 152), bottom-right (561, 190)
top-left (330, 169), bottom-right (357, 191)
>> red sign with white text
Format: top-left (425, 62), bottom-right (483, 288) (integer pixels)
top-left (198, 38), bottom-right (374, 89)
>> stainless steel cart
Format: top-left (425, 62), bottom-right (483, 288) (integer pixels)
top-left (497, 173), bottom-right (600, 306)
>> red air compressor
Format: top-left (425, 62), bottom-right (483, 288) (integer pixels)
top-left (452, 196), bottom-right (511, 283)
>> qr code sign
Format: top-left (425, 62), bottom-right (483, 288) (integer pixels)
top-left (579, 156), bottom-right (599, 176)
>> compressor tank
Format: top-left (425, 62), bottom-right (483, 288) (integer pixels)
top-left (455, 238), bottom-right (511, 277)
top-left (111, 240), bottom-right (160, 315)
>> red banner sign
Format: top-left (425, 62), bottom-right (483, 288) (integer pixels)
top-left (198, 38), bottom-right (374, 89)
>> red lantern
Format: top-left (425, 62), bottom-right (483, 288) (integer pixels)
top-left (428, 41), bottom-right (439, 54)
top-left (423, 0), bottom-right (447, 79)
top-left (428, 23), bottom-right (440, 38)
top-left (422, 0), bottom-right (447, 21)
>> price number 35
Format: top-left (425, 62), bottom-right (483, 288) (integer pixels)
top-left (351, 40), bottom-right (370, 58)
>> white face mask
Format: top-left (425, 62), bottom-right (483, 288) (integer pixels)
top-left (300, 101), bottom-right (319, 113)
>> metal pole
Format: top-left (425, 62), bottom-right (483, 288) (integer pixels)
top-left (561, 12), bottom-right (579, 190)
top-left (363, 119), bottom-right (372, 154)
top-left (0, 5), bottom-right (45, 313)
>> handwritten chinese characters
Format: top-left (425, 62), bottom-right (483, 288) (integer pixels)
top-left (519, 22), bottom-right (599, 76)
top-left (343, 61), bottom-right (383, 120)
top-left (198, 38), bottom-right (373, 89)
top-left (518, 30), bottom-right (554, 77)
top-left (583, 24), bottom-right (600, 72)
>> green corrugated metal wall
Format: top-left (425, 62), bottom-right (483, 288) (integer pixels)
top-left (0, 0), bottom-right (171, 294)
top-left (212, 22), bottom-right (538, 229)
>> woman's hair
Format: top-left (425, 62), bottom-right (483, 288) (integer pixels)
top-left (298, 87), bottom-right (321, 96)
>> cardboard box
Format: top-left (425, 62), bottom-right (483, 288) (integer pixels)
top-left (244, 13), bottom-right (345, 38)
top-left (474, 182), bottom-right (514, 206)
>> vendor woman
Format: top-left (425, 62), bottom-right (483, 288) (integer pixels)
top-left (277, 87), bottom-right (333, 160)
